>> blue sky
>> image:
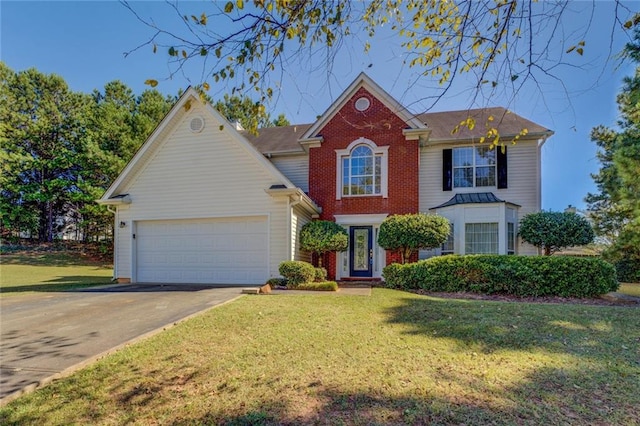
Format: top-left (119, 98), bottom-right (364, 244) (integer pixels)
top-left (1, 1), bottom-right (637, 211)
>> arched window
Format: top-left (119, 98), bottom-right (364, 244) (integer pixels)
top-left (336, 138), bottom-right (388, 199)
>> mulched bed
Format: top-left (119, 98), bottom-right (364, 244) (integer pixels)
top-left (411, 290), bottom-right (639, 307)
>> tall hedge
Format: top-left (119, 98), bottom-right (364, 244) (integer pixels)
top-left (383, 255), bottom-right (618, 297)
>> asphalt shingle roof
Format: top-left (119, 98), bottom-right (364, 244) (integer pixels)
top-left (242, 107), bottom-right (552, 155)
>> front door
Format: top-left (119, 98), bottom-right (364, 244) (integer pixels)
top-left (349, 226), bottom-right (373, 277)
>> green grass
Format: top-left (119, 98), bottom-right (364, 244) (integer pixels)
top-left (1, 288), bottom-right (638, 425)
top-left (619, 282), bottom-right (640, 297)
top-left (0, 253), bottom-right (113, 296)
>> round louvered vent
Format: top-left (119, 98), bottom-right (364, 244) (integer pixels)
top-left (190, 116), bottom-right (205, 133)
top-left (354, 97), bottom-right (371, 112)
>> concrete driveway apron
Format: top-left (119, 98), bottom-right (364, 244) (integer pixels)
top-left (0, 284), bottom-right (244, 403)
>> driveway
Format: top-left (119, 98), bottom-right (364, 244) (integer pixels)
top-left (0, 284), bottom-right (244, 404)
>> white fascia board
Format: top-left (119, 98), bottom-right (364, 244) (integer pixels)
top-left (265, 188), bottom-right (321, 215)
top-left (96, 195), bottom-right (131, 205)
top-left (299, 137), bottom-right (323, 152)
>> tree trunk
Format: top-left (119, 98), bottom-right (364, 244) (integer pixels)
top-left (46, 202), bottom-right (54, 242)
top-left (544, 246), bottom-right (552, 256)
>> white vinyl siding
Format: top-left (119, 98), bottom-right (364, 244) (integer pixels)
top-left (420, 140), bottom-right (541, 255)
top-left (113, 102), bottom-right (290, 281)
top-left (292, 204), bottom-right (312, 262)
top-left (270, 154), bottom-right (309, 192)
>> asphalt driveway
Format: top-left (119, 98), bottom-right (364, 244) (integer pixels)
top-left (0, 284), bottom-right (244, 404)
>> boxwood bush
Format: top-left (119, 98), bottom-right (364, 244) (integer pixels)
top-left (278, 260), bottom-right (316, 289)
top-left (383, 255), bottom-right (618, 297)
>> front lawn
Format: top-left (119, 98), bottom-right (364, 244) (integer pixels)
top-left (0, 252), bottom-right (113, 296)
top-left (619, 282), bottom-right (640, 297)
top-left (1, 289), bottom-right (638, 425)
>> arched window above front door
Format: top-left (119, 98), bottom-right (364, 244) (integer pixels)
top-left (335, 138), bottom-right (388, 199)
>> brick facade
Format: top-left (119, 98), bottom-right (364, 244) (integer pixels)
top-left (308, 87), bottom-right (420, 278)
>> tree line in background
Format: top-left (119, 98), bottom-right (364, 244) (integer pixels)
top-left (587, 29), bottom-right (640, 281)
top-left (0, 62), bottom-right (289, 243)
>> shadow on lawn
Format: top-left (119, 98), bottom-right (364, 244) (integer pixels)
top-left (0, 253), bottom-right (111, 268)
top-left (164, 366), bottom-right (637, 425)
top-left (3, 362), bottom-right (638, 426)
top-left (0, 281), bottom-right (230, 294)
top-left (383, 295), bottom-right (640, 358)
top-left (0, 276), bottom-right (113, 294)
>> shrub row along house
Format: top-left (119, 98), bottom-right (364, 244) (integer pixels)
top-left (98, 73), bottom-right (553, 284)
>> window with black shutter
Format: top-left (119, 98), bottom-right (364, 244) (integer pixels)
top-left (497, 146), bottom-right (508, 189)
top-left (442, 149), bottom-right (452, 191)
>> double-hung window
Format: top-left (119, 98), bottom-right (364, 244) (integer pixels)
top-left (336, 138), bottom-right (388, 199)
top-left (453, 146), bottom-right (496, 188)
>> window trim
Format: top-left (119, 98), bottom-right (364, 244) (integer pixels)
top-left (507, 222), bottom-right (516, 255)
top-left (336, 138), bottom-right (389, 200)
top-left (441, 223), bottom-right (455, 255)
top-left (452, 146), bottom-right (497, 189)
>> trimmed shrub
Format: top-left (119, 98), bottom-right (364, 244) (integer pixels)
top-left (519, 211), bottom-right (595, 255)
top-left (299, 220), bottom-right (348, 267)
top-left (278, 260), bottom-right (315, 289)
top-left (266, 277), bottom-right (287, 287)
top-left (297, 281), bottom-right (339, 291)
top-left (314, 267), bottom-right (327, 282)
top-left (383, 255), bottom-right (618, 297)
top-left (378, 213), bottom-right (450, 263)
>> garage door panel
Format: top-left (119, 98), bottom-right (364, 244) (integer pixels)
top-left (136, 217), bottom-right (268, 285)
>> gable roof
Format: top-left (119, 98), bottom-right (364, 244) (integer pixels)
top-left (98, 88), bottom-right (301, 203)
top-left (299, 72), bottom-right (427, 142)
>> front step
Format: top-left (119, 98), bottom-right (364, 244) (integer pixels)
top-left (337, 279), bottom-right (383, 287)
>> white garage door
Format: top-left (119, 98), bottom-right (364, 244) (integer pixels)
top-left (136, 217), bottom-right (268, 284)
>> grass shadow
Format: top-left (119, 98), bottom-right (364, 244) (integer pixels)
top-left (384, 295), bottom-right (639, 361)
top-left (0, 253), bottom-right (111, 268)
top-left (0, 276), bottom-right (114, 294)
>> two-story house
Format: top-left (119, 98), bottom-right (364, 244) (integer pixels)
top-left (99, 73), bottom-right (553, 284)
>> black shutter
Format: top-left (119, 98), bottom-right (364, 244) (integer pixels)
top-left (443, 149), bottom-right (452, 191)
top-left (497, 146), bottom-right (508, 189)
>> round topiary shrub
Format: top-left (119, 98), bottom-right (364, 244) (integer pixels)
top-left (278, 260), bottom-right (315, 288)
